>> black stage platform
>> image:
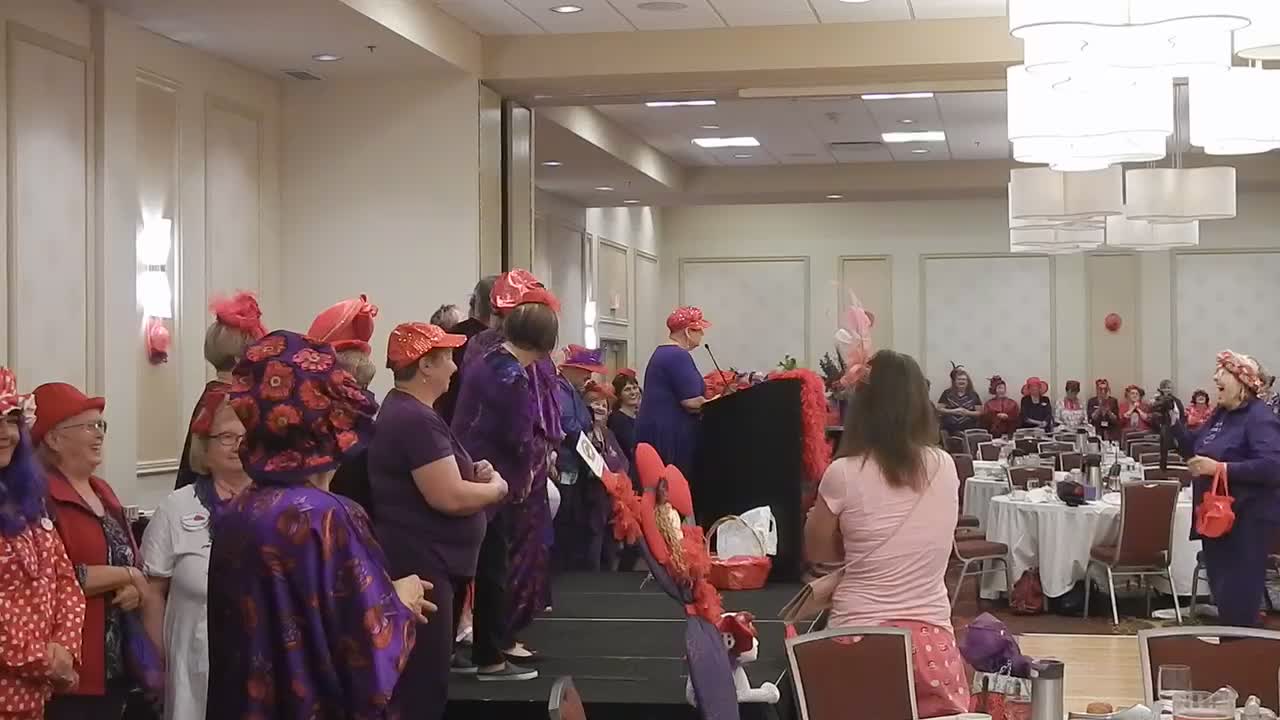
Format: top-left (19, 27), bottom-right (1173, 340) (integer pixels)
top-left (444, 572), bottom-right (802, 720)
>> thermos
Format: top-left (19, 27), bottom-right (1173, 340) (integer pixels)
top-left (1084, 454), bottom-right (1104, 498)
top-left (1074, 428), bottom-right (1088, 455)
top-left (1030, 660), bottom-right (1065, 720)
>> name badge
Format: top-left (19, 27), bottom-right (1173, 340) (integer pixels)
top-left (575, 432), bottom-right (606, 479)
top-left (40, 517), bottom-right (53, 531)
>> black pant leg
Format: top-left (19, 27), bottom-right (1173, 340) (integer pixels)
top-left (471, 516), bottom-right (510, 666)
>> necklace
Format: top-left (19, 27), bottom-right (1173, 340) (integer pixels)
top-left (213, 477), bottom-right (248, 500)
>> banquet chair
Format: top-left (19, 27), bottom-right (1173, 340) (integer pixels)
top-left (951, 454), bottom-right (981, 529)
top-left (1009, 466), bottom-right (1052, 490)
top-left (1015, 438), bottom-right (1040, 455)
top-left (1083, 480), bottom-right (1183, 625)
top-left (549, 676), bottom-right (587, 720)
top-left (950, 535), bottom-right (1011, 609)
top-left (1059, 452), bottom-right (1084, 472)
top-left (1187, 551), bottom-right (1213, 619)
top-left (1139, 452), bottom-right (1183, 466)
top-left (1138, 627), bottom-right (1280, 710)
top-left (1038, 441), bottom-right (1075, 454)
top-left (786, 627), bottom-right (918, 720)
top-left (1143, 465), bottom-right (1191, 486)
top-left (965, 431), bottom-right (993, 457)
top-left (1130, 442), bottom-right (1161, 460)
top-left (1055, 432), bottom-right (1081, 443)
top-left (945, 435), bottom-right (968, 455)
top-left (1123, 432), bottom-right (1159, 453)
top-left (977, 442), bottom-right (1001, 462)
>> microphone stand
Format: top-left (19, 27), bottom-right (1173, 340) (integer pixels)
top-left (704, 343), bottom-right (727, 380)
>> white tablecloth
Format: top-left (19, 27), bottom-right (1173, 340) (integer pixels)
top-left (962, 479), bottom-right (1009, 529)
top-left (980, 494), bottom-right (1201, 599)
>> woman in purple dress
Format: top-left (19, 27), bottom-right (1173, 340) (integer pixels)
top-left (1167, 350), bottom-right (1280, 627)
top-left (452, 269), bottom-right (561, 680)
top-left (206, 331), bottom-right (435, 719)
top-left (636, 307), bottom-right (713, 478)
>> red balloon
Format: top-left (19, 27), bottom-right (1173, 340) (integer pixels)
top-left (1104, 313), bottom-right (1123, 333)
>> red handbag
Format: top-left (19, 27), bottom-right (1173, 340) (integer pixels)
top-left (1195, 463), bottom-right (1235, 538)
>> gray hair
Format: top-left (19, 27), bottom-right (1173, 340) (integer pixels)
top-left (430, 304), bottom-right (466, 331)
top-left (469, 275), bottom-right (498, 323)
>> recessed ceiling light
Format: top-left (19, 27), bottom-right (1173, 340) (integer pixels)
top-left (637, 1), bottom-right (688, 9)
top-left (594, 186), bottom-right (615, 192)
top-left (312, 52), bottom-right (342, 62)
top-left (692, 136), bottom-right (760, 148)
top-left (826, 194), bottom-right (845, 199)
top-left (861, 92), bottom-right (935, 100)
top-left (623, 199), bottom-right (639, 204)
top-left (646, 99), bottom-right (717, 107)
top-left (881, 131), bottom-right (945, 143)
top-left (839, 0), bottom-right (874, 3)
top-left (541, 160), bottom-right (563, 167)
top-left (899, 119), bottom-right (915, 124)
top-left (911, 149), bottom-right (930, 154)
top-left (700, 124), bottom-right (721, 130)
top-left (550, 5), bottom-right (583, 13)
top-left (733, 153), bottom-right (754, 159)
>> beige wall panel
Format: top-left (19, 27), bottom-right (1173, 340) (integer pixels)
top-left (205, 99), bottom-right (260, 294)
top-left (598, 239), bottom-right (628, 324)
top-left (479, 85), bottom-right (501, 276)
top-left (634, 251), bottom-right (660, 378)
top-left (1086, 253), bottom-right (1140, 392)
top-left (839, 256), bottom-right (893, 353)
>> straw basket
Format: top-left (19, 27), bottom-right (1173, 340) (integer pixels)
top-left (706, 515), bottom-right (772, 591)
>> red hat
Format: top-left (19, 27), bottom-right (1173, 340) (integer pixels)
top-left (386, 322), bottom-right (467, 371)
top-left (1021, 377), bottom-right (1049, 396)
top-left (0, 367), bottom-right (34, 422)
top-left (560, 345), bottom-right (606, 374)
top-left (31, 383), bottom-right (105, 445)
top-left (667, 306), bottom-right (711, 333)
top-left (617, 368), bottom-right (637, 380)
top-left (188, 382), bottom-right (231, 437)
top-left (583, 379), bottom-right (615, 402)
top-left (209, 291), bottom-right (266, 340)
top-left (308, 294), bottom-right (378, 355)
top-left (491, 269), bottom-right (560, 314)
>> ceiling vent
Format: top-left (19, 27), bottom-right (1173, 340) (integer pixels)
top-left (829, 141), bottom-right (883, 152)
top-left (282, 69), bottom-right (323, 81)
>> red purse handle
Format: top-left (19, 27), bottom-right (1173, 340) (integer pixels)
top-left (1208, 462), bottom-right (1230, 497)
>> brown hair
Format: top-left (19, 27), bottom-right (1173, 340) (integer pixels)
top-left (835, 350), bottom-right (938, 490)
top-left (503, 303), bottom-right (559, 354)
top-left (204, 322), bottom-right (257, 372)
top-left (391, 348), bottom-right (451, 384)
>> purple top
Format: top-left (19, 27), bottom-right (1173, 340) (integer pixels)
top-left (452, 343), bottom-right (542, 510)
top-left (636, 345), bottom-right (705, 473)
top-left (1172, 397), bottom-right (1280, 538)
top-left (369, 389), bottom-right (485, 577)
top-left (554, 375), bottom-right (593, 475)
top-left (207, 486), bottom-right (415, 720)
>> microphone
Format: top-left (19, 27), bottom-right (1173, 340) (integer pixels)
top-left (704, 343), bottom-right (726, 378)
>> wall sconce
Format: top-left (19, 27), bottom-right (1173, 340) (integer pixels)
top-left (137, 218), bottom-right (173, 363)
top-left (583, 300), bottom-right (599, 349)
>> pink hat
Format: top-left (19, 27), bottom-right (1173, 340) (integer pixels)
top-left (667, 307), bottom-right (711, 333)
top-left (308, 294), bottom-right (378, 355)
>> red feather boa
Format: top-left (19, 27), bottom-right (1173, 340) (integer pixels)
top-left (768, 368), bottom-right (832, 485)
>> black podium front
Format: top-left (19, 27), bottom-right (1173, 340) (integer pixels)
top-left (694, 378), bottom-right (806, 582)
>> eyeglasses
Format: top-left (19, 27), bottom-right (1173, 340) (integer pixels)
top-left (209, 432), bottom-right (244, 448)
top-left (58, 419), bottom-right (108, 435)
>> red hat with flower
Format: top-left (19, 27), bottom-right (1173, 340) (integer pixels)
top-left (308, 294), bottom-right (379, 355)
top-left (667, 306), bottom-right (711, 333)
top-left (1217, 349), bottom-right (1266, 395)
top-left (228, 330), bottom-right (376, 485)
top-left (561, 345), bottom-right (607, 374)
top-left (490, 269), bottom-right (560, 314)
top-left (583, 379), bottom-right (616, 403)
top-left (209, 291), bottom-right (266, 340)
top-left (0, 368), bottom-right (35, 424)
top-left (385, 322), bottom-right (466, 371)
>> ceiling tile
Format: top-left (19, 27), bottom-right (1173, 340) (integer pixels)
top-left (861, 96), bottom-right (944, 135)
top-left (613, 0), bottom-right (725, 30)
top-left (886, 141), bottom-right (950, 161)
top-left (810, 0), bottom-right (912, 23)
top-left (706, 146), bottom-right (780, 165)
top-left (907, 0), bottom-right (1006, 20)
top-left (506, 0), bottom-right (634, 32)
top-left (936, 91), bottom-right (1009, 160)
top-left (831, 144), bottom-right (894, 163)
top-left (435, 0), bottom-right (545, 34)
top-left (706, 0), bottom-right (818, 27)
top-left (798, 97), bottom-right (882, 145)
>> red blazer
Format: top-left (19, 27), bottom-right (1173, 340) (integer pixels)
top-left (46, 469), bottom-right (136, 697)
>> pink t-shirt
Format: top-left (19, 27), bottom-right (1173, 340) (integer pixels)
top-left (819, 447), bottom-right (959, 631)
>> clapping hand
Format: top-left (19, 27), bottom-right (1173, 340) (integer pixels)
top-left (393, 575), bottom-right (438, 624)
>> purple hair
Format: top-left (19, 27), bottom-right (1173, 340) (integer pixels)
top-left (0, 423), bottom-right (48, 537)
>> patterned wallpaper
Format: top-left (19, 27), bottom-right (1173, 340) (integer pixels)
top-left (1175, 252), bottom-right (1280, 396)
top-left (681, 257), bottom-right (809, 375)
top-left (923, 256), bottom-right (1054, 395)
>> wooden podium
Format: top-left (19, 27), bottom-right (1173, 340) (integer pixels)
top-left (695, 378), bottom-right (806, 582)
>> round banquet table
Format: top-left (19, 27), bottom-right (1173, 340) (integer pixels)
top-left (980, 494), bottom-right (1201, 600)
top-left (962, 478), bottom-right (1009, 529)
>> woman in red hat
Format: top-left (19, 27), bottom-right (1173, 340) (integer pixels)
top-left (308, 294), bottom-right (381, 517)
top-left (174, 291), bottom-right (266, 490)
top-left (0, 369), bottom-right (85, 720)
top-left (636, 307), bottom-right (713, 480)
top-left (981, 376), bottom-right (1020, 438)
top-left (370, 322), bottom-right (509, 716)
top-left (35, 383), bottom-right (149, 720)
top-left (1120, 384), bottom-right (1152, 433)
top-left (451, 269), bottom-right (562, 680)
top-left (551, 345), bottom-right (610, 572)
top-left (1019, 376), bottom-right (1054, 431)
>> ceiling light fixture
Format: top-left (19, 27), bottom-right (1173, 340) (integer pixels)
top-left (312, 52), bottom-right (342, 62)
top-left (700, 124), bottom-right (721, 130)
top-left (623, 199), bottom-right (639, 204)
top-left (646, 99), bottom-right (717, 107)
top-left (899, 119), bottom-right (915, 124)
top-left (861, 92), bottom-right (934, 100)
top-left (839, 0), bottom-right (874, 4)
top-left (881, 131), bottom-right (945, 143)
top-left (826, 194), bottom-right (844, 199)
top-left (733, 153), bottom-right (753, 159)
top-left (910, 149), bottom-right (930, 154)
top-left (595, 186), bottom-right (614, 192)
top-left (541, 160), bottom-right (563, 167)
top-left (692, 136), bottom-right (760, 148)
top-left (550, 5), bottom-right (584, 13)
top-left (637, 1), bottom-right (688, 10)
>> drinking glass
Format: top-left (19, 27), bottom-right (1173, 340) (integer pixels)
top-left (1158, 664), bottom-right (1192, 703)
top-left (1172, 690), bottom-right (1234, 720)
